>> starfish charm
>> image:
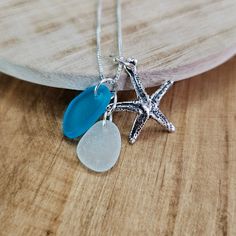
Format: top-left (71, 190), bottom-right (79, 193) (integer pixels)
top-left (108, 58), bottom-right (175, 144)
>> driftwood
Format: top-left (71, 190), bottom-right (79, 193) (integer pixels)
top-left (0, 0), bottom-right (236, 90)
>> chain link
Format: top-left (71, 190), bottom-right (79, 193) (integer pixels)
top-left (96, 0), bottom-right (123, 82)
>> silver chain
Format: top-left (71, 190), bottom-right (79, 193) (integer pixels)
top-left (96, 0), bottom-right (123, 82)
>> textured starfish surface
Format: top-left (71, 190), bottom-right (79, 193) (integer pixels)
top-left (109, 58), bottom-right (175, 144)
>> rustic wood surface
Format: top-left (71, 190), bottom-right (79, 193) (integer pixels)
top-left (0, 57), bottom-right (236, 236)
top-left (0, 0), bottom-right (236, 90)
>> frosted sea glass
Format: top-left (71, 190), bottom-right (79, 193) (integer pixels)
top-left (77, 120), bottom-right (121, 172)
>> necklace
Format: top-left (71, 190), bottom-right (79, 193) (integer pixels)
top-left (62, 0), bottom-right (175, 173)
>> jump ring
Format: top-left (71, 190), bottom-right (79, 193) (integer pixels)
top-left (94, 78), bottom-right (116, 96)
top-left (102, 91), bottom-right (117, 126)
top-left (106, 92), bottom-right (117, 117)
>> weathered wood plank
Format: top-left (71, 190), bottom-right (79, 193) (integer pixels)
top-left (0, 0), bottom-right (236, 90)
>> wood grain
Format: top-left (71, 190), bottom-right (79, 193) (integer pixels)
top-left (0, 0), bottom-right (236, 90)
top-left (0, 57), bottom-right (236, 235)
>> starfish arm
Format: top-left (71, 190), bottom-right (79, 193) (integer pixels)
top-left (151, 80), bottom-right (174, 102)
top-left (151, 109), bottom-right (175, 132)
top-left (107, 101), bottom-right (142, 113)
top-left (125, 69), bottom-right (149, 103)
top-left (129, 112), bottom-right (149, 144)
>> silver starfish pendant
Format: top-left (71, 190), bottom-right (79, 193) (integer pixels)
top-left (109, 58), bottom-right (175, 144)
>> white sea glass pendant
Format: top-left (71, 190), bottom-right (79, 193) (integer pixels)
top-left (77, 120), bottom-right (121, 172)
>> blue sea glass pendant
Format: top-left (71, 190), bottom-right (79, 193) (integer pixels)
top-left (63, 85), bottom-right (112, 139)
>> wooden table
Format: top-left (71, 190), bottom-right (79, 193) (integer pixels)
top-left (0, 57), bottom-right (236, 235)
